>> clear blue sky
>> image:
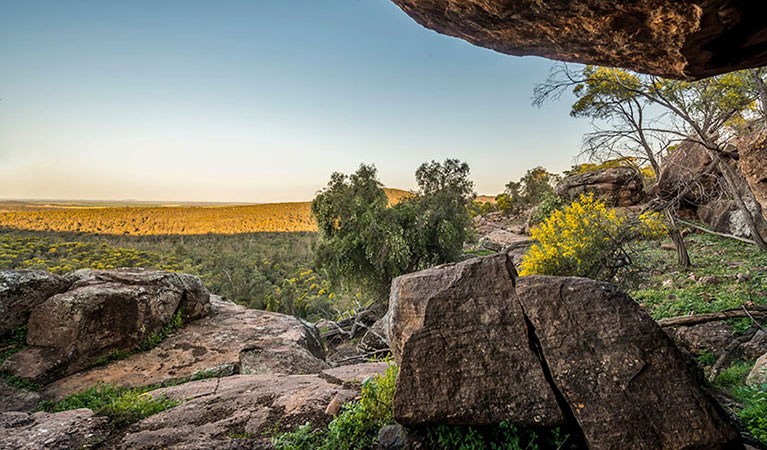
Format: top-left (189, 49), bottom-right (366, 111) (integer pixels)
top-left (0, 0), bottom-right (591, 202)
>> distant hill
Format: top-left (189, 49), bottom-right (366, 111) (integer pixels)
top-left (0, 188), bottom-right (416, 236)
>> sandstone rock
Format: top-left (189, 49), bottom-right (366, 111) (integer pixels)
top-left (516, 276), bottom-right (742, 450)
top-left (39, 296), bottom-right (327, 401)
top-left (0, 270), bottom-right (70, 336)
top-left (740, 331), bottom-right (767, 362)
top-left (697, 199), bottom-right (767, 239)
top-left (388, 253), bottom-right (564, 426)
top-left (0, 378), bottom-right (41, 413)
top-left (2, 269), bottom-right (212, 385)
top-left (390, 0), bottom-right (767, 80)
top-left (655, 139), bottom-right (721, 207)
top-left (478, 229), bottom-right (531, 252)
top-left (119, 363), bottom-right (388, 450)
top-left (737, 127), bottom-right (767, 215)
top-left (377, 424), bottom-right (423, 450)
top-left (556, 167), bottom-right (643, 206)
top-left (323, 361), bottom-right (391, 383)
top-left (746, 352), bottom-right (767, 386)
top-left (0, 408), bottom-right (109, 450)
top-left (663, 321), bottom-right (734, 361)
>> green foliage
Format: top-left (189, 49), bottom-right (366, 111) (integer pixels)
top-left (528, 191), bottom-right (565, 225)
top-left (468, 201), bottom-right (497, 217)
top-left (418, 421), bottom-right (570, 450)
top-left (3, 375), bottom-right (41, 391)
top-left (498, 167), bottom-right (558, 214)
top-left (0, 325), bottom-right (27, 366)
top-left (138, 309), bottom-right (184, 352)
top-left (42, 383), bottom-right (178, 427)
top-left (712, 360), bottom-right (754, 391)
top-left (734, 385), bottom-right (767, 445)
top-left (521, 194), bottom-right (666, 282)
top-left (312, 161), bottom-right (474, 301)
top-left (696, 350), bottom-right (717, 367)
top-left (273, 364), bottom-right (398, 450)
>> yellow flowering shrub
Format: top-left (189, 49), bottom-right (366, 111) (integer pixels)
top-left (520, 194), bottom-right (666, 280)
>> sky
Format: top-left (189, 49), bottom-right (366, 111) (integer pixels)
top-left (0, 0), bottom-right (593, 202)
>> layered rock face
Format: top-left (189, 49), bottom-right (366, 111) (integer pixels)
top-left (389, 254), bottom-right (743, 449)
top-left (0, 270), bottom-right (71, 336)
top-left (556, 167), bottom-right (644, 206)
top-left (0, 408), bottom-right (109, 450)
top-left (390, 0), bottom-right (767, 80)
top-left (2, 269), bottom-right (212, 384)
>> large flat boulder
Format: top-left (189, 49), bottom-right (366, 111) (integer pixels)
top-left (119, 363), bottom-right (389, 450)
top-left (556, 167), bottom-right (644, 206)
top-left (0, 408), bottom-right (109, 450)
top-left (388, 253), bottom-right (564, 426)
top-left (390, 0), bottom-right (767, 80)
top-left (0, 270), bottom-right (70, 336)
top-left (516, 276), bottom-right (741, 450)
top-left (2, 269), bottom-right (212, 385)
top-left (40, 296), bottom-right (327, 401)
top-left (388, 253), bottom-right (743, 448)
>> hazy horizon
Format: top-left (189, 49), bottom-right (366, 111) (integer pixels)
top-left (1, 0), bottom-right (592, 203)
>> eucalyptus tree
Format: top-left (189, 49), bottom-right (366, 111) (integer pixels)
top-left (534, 64), bottom-right (767, 254)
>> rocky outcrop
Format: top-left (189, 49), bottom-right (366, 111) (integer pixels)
top-left (516, 276), bottom-right (740, 450)
top-left (737, 127), bottom-right (767, 216)
top-left (655, 139), bottom-right (721, 207)
top-left (0, 408), bottom-right (109, 450)
top-left (39, 296), bottom-right (327, 401)
top-left (2, 269), bottom-right (212, 385)
top-left (477, 229), bottom-right (531, 252)
top-left (556, 167), bottom-right (644, 206)
top-left (388, 253), bottom-right (564, 426)
top-left (390, 0), bottom-right (767, 80)
top-left (0, 270), bottom-right (70, 336)
top-left (119, 363), bottom-right (389, 450)
top-left (697, 199), bottom-right (767, 238)
top-left (388, 253), bottom-right (742, 448)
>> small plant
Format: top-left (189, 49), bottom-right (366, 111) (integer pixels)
top-left (42, 382), bottom-right (178, 427)
top-left (696, 350), bottom-right (717, 367)
top-left (0, 325), bottom-right (28, 366)
top-left (734, 385), bottom-right (767, 445)
top-left (712, 360), bottom-right (754, 391)
top-left (520, 194), bottom-right (666, 282)
top-left (228, 431), bottom-right (255, 440)
top-left (273, 364), bottom-right (398, 450)
top-left (3, 375), bottom-right (41, 391)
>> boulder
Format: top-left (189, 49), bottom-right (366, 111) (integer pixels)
top-left (556, 167), bottom-right (644, 206)
top-left (697, 199), bottom-right (767, 238)
top-left (662, 321), bottom-right (734, 361)
top-left (0, 408), bottom-right (109, 450)
top-left (39, 296), bottom-right (327, 401)
top-left (388, 254), bottom-right (743, 448)
top-left (737, 127), bottom-right (767, 217)
top-left (655, 139), bottom-right (721, 207)
top-left (119, 363), bottom-right (389, 450)
top-left (515, 276), bottom-right (741, 450)
top-left (0, 270), bottom-right (70, 336)
top-left (388, 253), bottom-right (564, 426)
top-left (2, 269), bottom-right (212, 385)
top-left (746, 352), bottom-right (767, 386)
top-left (0, 379), bottom-right (41, 413)
top-left (389, 0), bottom-right (767, 80)
top-left (477, 229), bottom-right (531, 252)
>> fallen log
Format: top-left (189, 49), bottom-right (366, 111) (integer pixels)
top-left (657, 306), bottom-right (767, 327)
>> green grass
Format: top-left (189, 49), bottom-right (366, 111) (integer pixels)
top-left (711, 360), bottom-right (767, 445)
top-left (0, 325), bottom-right (27, 366)
top-left (41, 383), bottom-right (178, 427)
top-left (630, 233), bottom-right (767, 320)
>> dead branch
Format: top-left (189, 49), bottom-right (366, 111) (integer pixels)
top-left (658, 306), bottom-right (767, 327)
top-left (676, 219), bottom-right (758, 245)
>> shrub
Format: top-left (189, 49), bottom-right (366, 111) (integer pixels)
top-left (734, 385), bottom-right (767, 445)
top-left (520, 194), bottom-right (666, 281)
top-left (528, 191), bottom-right (565, 225)
top-left (273, 364), bottom-right (398, 450)
top-left (42, 383), bottom-right (178, 427)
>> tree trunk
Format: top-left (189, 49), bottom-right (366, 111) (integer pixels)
top-left (665, 210), bottom-right (690, 267)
